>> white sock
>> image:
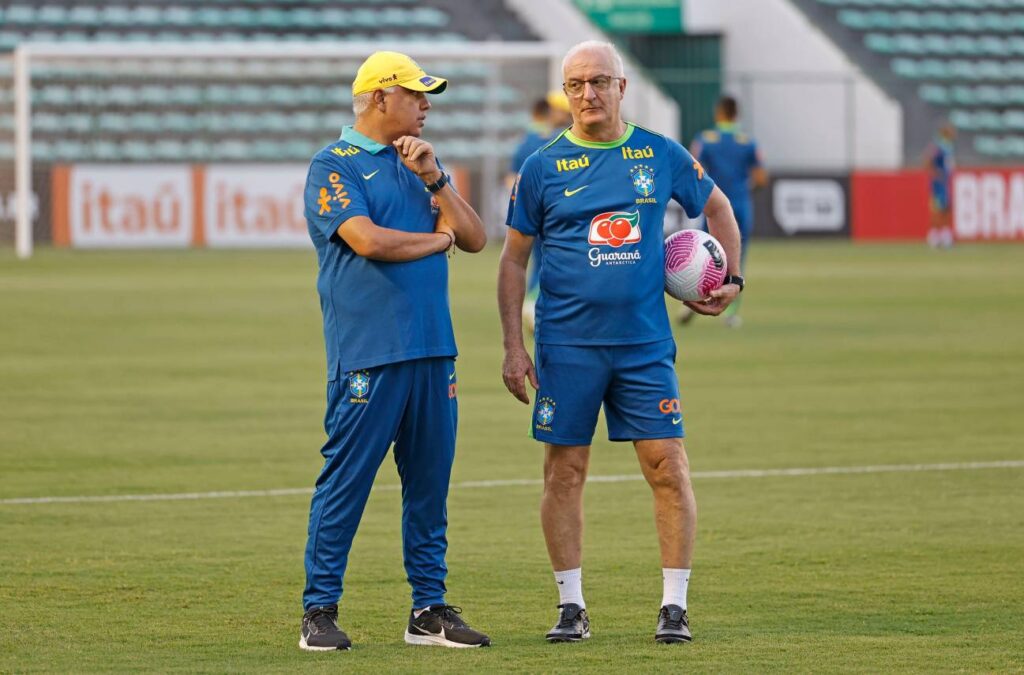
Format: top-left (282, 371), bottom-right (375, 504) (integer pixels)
top-left (662, 568), bottom-right (690, 609)
top-left (554, 567), bottom-right (585, 608)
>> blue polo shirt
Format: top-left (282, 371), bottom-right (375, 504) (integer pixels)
top-left (510, 123), bottom-right (556, 174)
top-left (304, 126), bottom-right (456, 378)
top-left (508, 123), bottom-right (715, 346)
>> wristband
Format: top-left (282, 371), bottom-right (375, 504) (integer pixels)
top-left (425, 173), bottom-right (449, 193)
top-left (723, 274), bottom-right (744, 292)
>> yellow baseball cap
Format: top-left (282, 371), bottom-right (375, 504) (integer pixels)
top-left (546, 90), bottom-right (570, 113)
top-left (352, 51), bottom-right (448, 96)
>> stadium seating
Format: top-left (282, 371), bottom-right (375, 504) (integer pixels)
top-left (791, 0), bottom-right (1024, 160)
top-left (0, 1), bottom-right (544, 163)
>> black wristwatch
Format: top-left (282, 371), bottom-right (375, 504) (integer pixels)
top-left (723, 274), bottom-right (745, 292)
top-left (424, 173), bottom-right (449, 193)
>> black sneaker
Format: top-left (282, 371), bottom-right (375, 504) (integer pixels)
top-left (404, 605), bottom-right (491, 648)
top-left (655, 604), bottom-right (692, 644)
top-left (545, 603), bottom-right (591, 642)
top-left (299, 605), bottom-right (351, 651)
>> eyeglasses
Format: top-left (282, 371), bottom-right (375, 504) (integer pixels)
top-left (563, 76), bottom-right (622, 97)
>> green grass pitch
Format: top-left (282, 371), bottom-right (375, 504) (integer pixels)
top-left (1, 242), bottom-right (1022, 672)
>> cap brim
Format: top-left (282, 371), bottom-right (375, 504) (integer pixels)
top-left (401, 76), bottom-right (448, 94)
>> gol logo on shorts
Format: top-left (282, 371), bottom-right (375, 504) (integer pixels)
top-left (658, 398), bottom-right (680, 414)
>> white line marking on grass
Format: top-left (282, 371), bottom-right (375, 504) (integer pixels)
top-left (2, 460), bottom-right (1022, 506)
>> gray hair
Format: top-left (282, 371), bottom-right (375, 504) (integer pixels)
top-left (352, 86), bottom-right (397, 116)
top-left (561, 40), bottom-right (625, 78)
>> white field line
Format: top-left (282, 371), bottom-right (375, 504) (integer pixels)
top-left (1, 460), bottom-right (1022, 506)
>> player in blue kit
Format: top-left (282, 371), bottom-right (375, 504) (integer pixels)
top-left (508, 92), bottom-right (573, 332)
top-left (498, 41), bottom-right (744, 644)
top-left (299, 51), bottom-right (489, 652)
top-left (923, 122), bottom-right (956, 249)
top-left (687, 96), bottom-right (766, 327)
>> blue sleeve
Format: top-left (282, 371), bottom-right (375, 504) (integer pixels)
top-left (510, 140), bottom-right (530, 174)
top-left (667, 138), bottom-right (716, 218)
top-left (508, 153), bottom-right (544, 237)
top-left (304, 156), bottom-right (370, 240)
top-left (749, 141), bottom-right (762, 169)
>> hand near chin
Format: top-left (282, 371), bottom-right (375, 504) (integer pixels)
top-left (394, 136), bottom-right (440, 182)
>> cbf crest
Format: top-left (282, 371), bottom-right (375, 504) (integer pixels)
top-left (630, 164), bottom-right (655, 198)
top-left (536, 397), bottom-right (556, 429)
top-left (348, 371), bottom-right (370, 403)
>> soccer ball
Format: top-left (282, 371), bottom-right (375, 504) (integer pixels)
top-left (664, 229), bottom-right (728, 301)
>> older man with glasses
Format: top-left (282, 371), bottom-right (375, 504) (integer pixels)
top-left (498, 40), bottom-right (744, 644)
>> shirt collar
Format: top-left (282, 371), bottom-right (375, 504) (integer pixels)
top-left (339, 125), bottom-right (389, 154)
top-left (716, 121), bottom-right (738, 133)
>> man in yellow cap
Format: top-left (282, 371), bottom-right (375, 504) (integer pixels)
top-left (299, 50), bottom-right (489, 652)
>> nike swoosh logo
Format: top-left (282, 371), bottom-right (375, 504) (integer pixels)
top-left (411, 623), bottom-right (444, 638)
top-left (564, 185), bottom-right (588, 197)
top-left (449, 372), bottom-right (456, 381)
top-left (672, 417), bottom-right (682, 425)
top-left (362, 170), bottom-right (380, 180)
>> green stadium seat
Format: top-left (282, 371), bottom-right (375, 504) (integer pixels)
top-left (100, 5), bottom-right (132, 26)
top-left (67, 5), bottom-right (100, 26)
top-left (37, 5), bottom-right (69, 26)
top-left (0, 32), bottom-right (19, 50)
top-left (163, 7), bottom-right (194, 26)
top-left (918, 84), bottom-right (950, 104)
top-left (5, 5), bottom-right (36, 25)
top-left (130, 6), bottom-right (163, 26)
top-left (91, 140), bottom-right (120, 161)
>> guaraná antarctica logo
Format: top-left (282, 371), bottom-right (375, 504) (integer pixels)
top-left (587, 210), bottom-right (642, 267)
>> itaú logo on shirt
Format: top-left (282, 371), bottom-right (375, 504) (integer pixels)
top-left (588, 210), bottom-right (642, 267)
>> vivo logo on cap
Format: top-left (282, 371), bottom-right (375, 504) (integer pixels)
top-left (419, 76), bottom-right (436, 86)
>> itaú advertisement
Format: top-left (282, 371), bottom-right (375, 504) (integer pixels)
top-left (952, 168), bottom-right (1024, 241)
top-left (52, 163), bottom-right (311, 248)
top-left (202, 164), bottom-right (309, 248)
top-left (54, 164), bottom-right (194, 248)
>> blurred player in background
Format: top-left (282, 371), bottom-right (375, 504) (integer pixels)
top-left (300, 51), bottom-right (489, 652)
top-left (683, 95), bottom-right (766, 328)
top-left (508, 92), bottom-right (573, 332)
top-left (923, 122), bottom-right (956, 249)
top-left (499, 40), bottom-right (743, 645)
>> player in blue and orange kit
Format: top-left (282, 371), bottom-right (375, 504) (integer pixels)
top-left (299, 51), bottom-right (489, 652)
top-left (923, 123), bottom-right (956, 249)
top-left (508, 91), bottom-right (573, 332)
top-left (687, 95), bottom-right (766, 327)
top-left (498, 41), bottom-right (744, 645)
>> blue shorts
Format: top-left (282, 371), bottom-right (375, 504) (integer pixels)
top-left (931, 183), bottom-right (950, 212)
top-left (531, 338), bottom-right (683, 445)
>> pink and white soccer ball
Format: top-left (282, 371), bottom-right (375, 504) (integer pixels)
top-left (664, 229), bottom-right (728, 301)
